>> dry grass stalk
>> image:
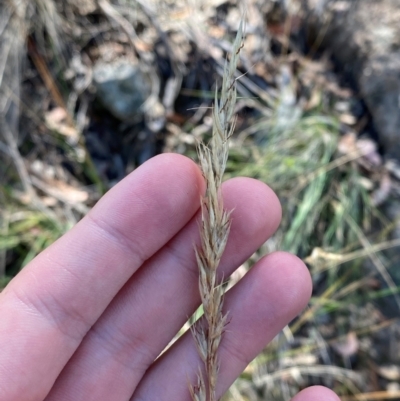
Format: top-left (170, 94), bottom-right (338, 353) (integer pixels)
top-left (189, 21), bottom-right (245, 401)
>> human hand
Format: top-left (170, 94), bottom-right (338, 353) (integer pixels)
top-left (0, 154), bottom-right (340, 401)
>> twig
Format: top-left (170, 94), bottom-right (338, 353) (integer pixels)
top-left (0, 117), bottom-right (61, 223)
top-left (0, 118), bottom-right (35, 200)
top-left (30, 176), bottom-right (89, 216)
top-left (27, 37), bottom-right (74, 127)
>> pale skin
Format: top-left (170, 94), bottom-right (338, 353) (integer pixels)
top-left (0, 154), bottom-right (341, 401)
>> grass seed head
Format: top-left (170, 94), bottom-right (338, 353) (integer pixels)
top-left (189, 19), bottom-right (245, 401)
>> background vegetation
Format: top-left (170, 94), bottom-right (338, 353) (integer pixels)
top-left (1, 1), bottom-right (400, 400)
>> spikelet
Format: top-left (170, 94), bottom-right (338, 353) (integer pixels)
top-left (189, 21), bottom-right (245, 401)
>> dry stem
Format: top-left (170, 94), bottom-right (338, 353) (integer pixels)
top-left (189, 21), bottom-right (245, 401)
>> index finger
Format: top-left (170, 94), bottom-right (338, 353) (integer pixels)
top-left (0, 154), bottom-right (204, 401)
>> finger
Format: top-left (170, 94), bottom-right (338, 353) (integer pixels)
top-left (0, 154), bottom-right (204, 401)
top-left (45, 178), bottom-right (282, 401)
top-left (132, 252), bottom-right (312, 401)
top-left (291, 386), bottom-right (341, 401)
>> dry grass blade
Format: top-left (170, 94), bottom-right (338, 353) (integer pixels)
top-left (341, 391), bottom-right (400, 401)
top-left (253, 364), bottom-right (362, 396)
top-left (345, 214), bottom-right (400, 311)
top-left (305, 239), bottom-right (400, 272)
top-left (255, 365), bottom-right (362, 386)
top-left (189, 20), bottom-right (245, 401)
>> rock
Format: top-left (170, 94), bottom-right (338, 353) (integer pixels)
top-left (307, 0), bottom-right (400, 160)
top-left (93, 60), bottom-right (151, 122)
